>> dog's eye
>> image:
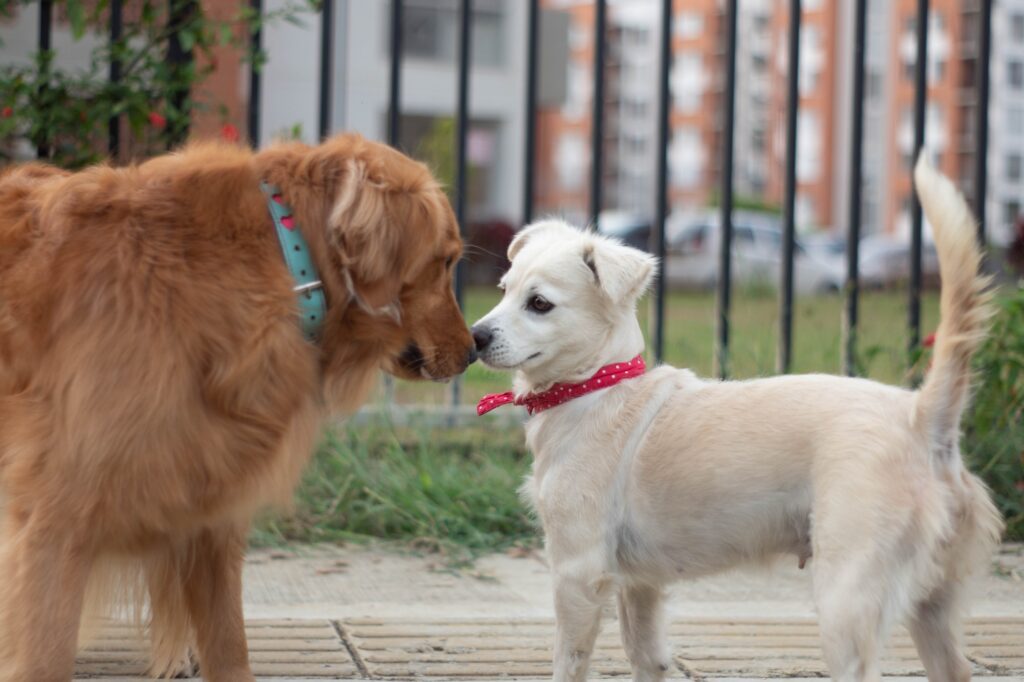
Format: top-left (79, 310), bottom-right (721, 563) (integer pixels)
top-left (527, 295), bottom-right (554, 314)
top-left (444, 256), bottom-right (454, 269)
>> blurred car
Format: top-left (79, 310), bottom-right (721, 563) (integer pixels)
top-left (596, 211), bottom-right (652, 251)
top-left (857, 233), bottom-right (939, 288)
top-left (664, 211), bottom-right (845, 295)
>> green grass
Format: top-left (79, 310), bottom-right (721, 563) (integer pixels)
top-left (256, 286), bottom-right (1022, 556)
top-left (381, 286), bottom-right (941, 404)
top-left (252, 422), bottom-right (535, 563)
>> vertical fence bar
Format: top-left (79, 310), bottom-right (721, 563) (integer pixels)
top-left (974, 0), bottom-right (992, 245)
top-left (777, 0), bottom-right (801, 375)
top-left (248, 0), bottom-right (262, 147)
top-left (318, 0), bottom-right (334, 139)
top-left (843, 0), bottom-right (868, 376)
top-left (454, 0), bottom-right (472, 306)
top-left (36, 0), bottom-right (52, 159)
top-left (652, 0), bottom-right (672, 363)
top-left (452, 0), bottom-right (472, 406)
top-left (522, 0), bottom-right (540, 226)
top-left (37, 1), bottom-right (51, 52)
top-left (108, 0), bottom-right (123, 158)
top-left (909, 0), bottom-right (929, 359)
top-left (388, 0), bottom-right (404, 147)
top-left (166, 0), bottom-right (197, 147)
top-left (715, 0), bottom-right (739, 379)
top-left (589, 0), bottom-right (607, 229)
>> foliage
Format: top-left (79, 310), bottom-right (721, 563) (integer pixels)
top-left (253, 421), bottom-right (536, 564)
top-left (962, 286), bottom-right (1024, 539)
top-left (0, 0), bottom-right (314, 168)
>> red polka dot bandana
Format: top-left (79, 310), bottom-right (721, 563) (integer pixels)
top-left (476, 355), bottom-right (646, 416)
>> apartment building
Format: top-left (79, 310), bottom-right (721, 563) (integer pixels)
top-left (766, 0), bottom-right (841, 231)
top-left (988, 0), bottom-right (1024, 244)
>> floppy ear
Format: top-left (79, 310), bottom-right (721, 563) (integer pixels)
top-left (582, 238), bottom-right (658, 305)
top-left (327, 159), bottom-right (411, 314)
top-left (508, 220), bottom-right (574, 261)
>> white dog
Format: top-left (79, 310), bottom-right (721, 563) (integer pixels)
top-left (471, 158), bottom-right (1002, 682)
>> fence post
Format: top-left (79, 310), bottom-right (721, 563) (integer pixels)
top-left (388, 0), bottom-right (404, 147)
top-left (777, 0), bottom-right (801, 375)
top-left (522, 0), bottom-right (539, 226)
top-left (248, 0), bottom-right (262, 147)
top-left (166, 0), bottom-right (198, 147)
top-left (319, 0), bottom-right (335, 140)
top-left (843, 0), bottom-right (868, 376)
top-left (974, 0), bottom-right (992, 246)
top-left (36, 0), bottom-right (52, 159)
top-left (452, 0), bottom-right (473, 407)
top-left (715, 0), bottom-right (739, 380)
top-left (108, 0), bottom-right (123, 158)
top-left (588, 0), bottom-right (607, 230)
top-left (652, 0), bottom-right (672, 364)
top-left (908, 0), bottom-right (929, 365)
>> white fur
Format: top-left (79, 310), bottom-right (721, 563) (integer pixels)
top-left (473, 162), bottom-right (1002, 682)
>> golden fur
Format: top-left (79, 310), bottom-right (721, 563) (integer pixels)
top-left (0, 134), bottom-right (473, 681)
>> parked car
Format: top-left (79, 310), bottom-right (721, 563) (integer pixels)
top-left (857, 233), bottom-right (939, 288)
top-left (664, 211), bottom-right (845, 295)
top-left (596, 211), bottom-right (652, 251)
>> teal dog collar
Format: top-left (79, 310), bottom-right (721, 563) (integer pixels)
top-left (260, 182), bottom-right (327, 341)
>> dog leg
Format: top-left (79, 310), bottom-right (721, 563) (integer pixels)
top-left (181, 525), bottom-right (254, 682)
top-left (908, 583), bottom-right (972, 682)
top-left (0, 511), bottom-right (95, 682)
top-left (814, 559), bottom-right (892, 682)
top-left (617, 582), bottom-right (671, 682)
top-left (552, 573), bottom-right (611, 682)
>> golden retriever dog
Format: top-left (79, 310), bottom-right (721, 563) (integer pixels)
top-left (471, 158), bottom-right (1002, 682)
top-left (0, 133), bottom-right (475, 681)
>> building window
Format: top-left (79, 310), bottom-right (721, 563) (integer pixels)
top-left (675, 13), bottom-right (703, 40)
top-left (1009, 61), bottom-right (1024, 90)
top-left (669, 127), bottom-right (703, 190)
top-left (1006, 201), bottom-right (1021, 227)
top-left (1013, 14), bottom-right (1024, 42)
top-left (671, 54), bottom-right (704, 113)
top-left (399, 0), bottom-right (504, 67)
top-left (1009, 107), bottom-right (1024, 136)
top-left (555, 133), bottom-right (587, 191)
top-left (1008, 154), bottom-right (1023, 182)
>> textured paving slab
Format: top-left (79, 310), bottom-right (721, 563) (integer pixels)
top-left (76, 616), bottom-right (1024, 679)
top-left (75, 620), bottom-right (358, 678)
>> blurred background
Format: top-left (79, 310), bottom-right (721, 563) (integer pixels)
top-left (1, 1), bottom-right (1020, 547)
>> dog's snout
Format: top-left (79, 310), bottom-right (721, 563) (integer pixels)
top-left (466, 345), bottom-right (479, 365)
top-left (471, 325), bottom-right (493, 351)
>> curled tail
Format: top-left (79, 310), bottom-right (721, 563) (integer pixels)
top-left (912, 157), bottom-right (993, 458)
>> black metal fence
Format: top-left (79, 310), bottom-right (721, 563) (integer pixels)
top-left (34, 0), bottom-right (996, 384)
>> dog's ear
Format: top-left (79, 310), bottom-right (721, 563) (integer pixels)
top-left (327, 159), bottom-right (413, 313)
top-left (583, 238), bottom-right (658, 305)
top-left (508, 221), bottom-right (574, 261)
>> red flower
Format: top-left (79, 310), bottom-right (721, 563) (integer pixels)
top-left (148, 111), bottom-right (167, 129)
top-left (1, 106), bottom-right (12, 118)
top-left (923, 332), bottom-right (937, 348)
top-left (220, 123), bottom-right (239, 143)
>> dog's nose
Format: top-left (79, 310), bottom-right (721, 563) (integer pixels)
top-left (471, 325), bottom-right (493, 351)
top-left (466, 345), bottom-right (479, 365)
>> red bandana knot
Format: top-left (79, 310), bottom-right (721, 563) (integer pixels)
top-left (477, 355), bottom-right (646, 416)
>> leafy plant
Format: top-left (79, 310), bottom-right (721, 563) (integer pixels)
top-left (0, 0), bottom-right (315, 168)
top-left (963, 286), bottom-right (1024, 539)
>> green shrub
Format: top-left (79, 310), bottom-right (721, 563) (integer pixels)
top-left (964, 286), bottom-right (1024, 540)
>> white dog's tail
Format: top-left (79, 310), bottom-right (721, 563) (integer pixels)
top-left (912, 157), bottom-right (992, 461)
